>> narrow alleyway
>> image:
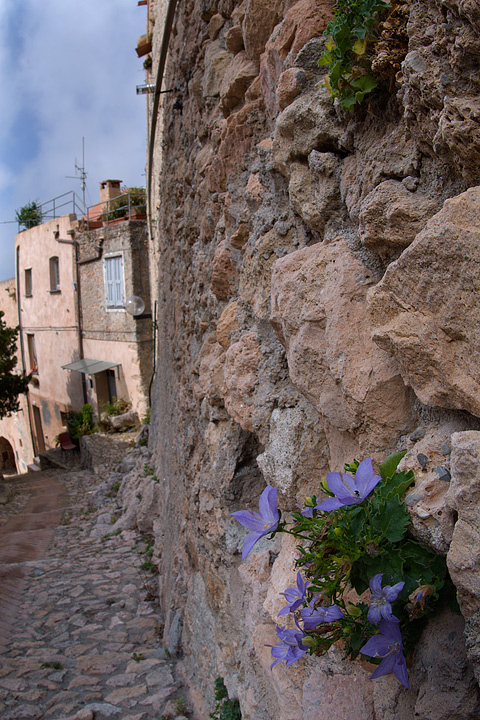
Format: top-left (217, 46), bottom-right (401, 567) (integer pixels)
top-left (0, 466), bottom-right (188, 720)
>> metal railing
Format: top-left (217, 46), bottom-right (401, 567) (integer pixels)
top-left (17, 191), bottom-right (87, 231)
top-left (39, 191), bottom-right (86, 222)
top-left (85, 190), bottom-right (147, 230)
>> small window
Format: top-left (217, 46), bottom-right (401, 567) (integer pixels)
top-left (104, 255), bottom-right (125, 308)
top-left (27, 333), bottom-right (38, 373)
top-left (25, 268), bottom-right (32, 297)
top-left (49, 256), bottom-right (60, 292)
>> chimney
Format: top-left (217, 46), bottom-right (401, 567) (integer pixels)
top-left (99, 180), bottom-right (122, 203)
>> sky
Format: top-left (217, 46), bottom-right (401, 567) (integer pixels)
top-left (0, 0), bottom-right (149, 281)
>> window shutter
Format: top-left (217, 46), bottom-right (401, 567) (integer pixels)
top-left (113, 256), bottom-right (124, 306)
top-left (105, 256), bottom-right (124, 307)
top-left (105, 258), bottom-right (114, 305)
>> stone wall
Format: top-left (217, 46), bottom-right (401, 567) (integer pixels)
top-left (142, 0), bottom-right (480, 716)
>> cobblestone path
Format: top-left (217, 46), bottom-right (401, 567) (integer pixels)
top-left (0, 468), bottom-right (186, 720)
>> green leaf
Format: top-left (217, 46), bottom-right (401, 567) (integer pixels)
top-left (371, 496), bottom-right (410, 543)
top-left (339, 92), bottom-right (358, 110)
top-left (385, 470), bottom-right (415, 501)
top-left (379, 450), bottom-right (407, 481)
top-left (351, 74), bottom-right (377, 92)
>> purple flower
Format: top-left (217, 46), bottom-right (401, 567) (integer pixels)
top-left (231, 486), bottom-right (279, 560)
top-left (278, 573), bottom-right (309, 617)
top-left (367, 573), bottom-right (405, 625)
top-left (361, 620), bottom-right (409, 688)
top-left (314, 458), bottom-right (381, 512)
top-left (300, 600), bottom-right (343, 632)
top-left (270, 622), bottom-right (308, 669)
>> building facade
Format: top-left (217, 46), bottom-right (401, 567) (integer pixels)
top-left (0, 181), bottom-right (153, 468)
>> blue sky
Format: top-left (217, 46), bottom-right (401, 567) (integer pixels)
top-left (0, 0), bottom-right (149, 281)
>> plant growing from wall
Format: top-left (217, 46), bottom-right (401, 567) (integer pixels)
top-left (232, 452), bottom-right (455, 688)
top-left (15, 200), bottom-right (43, 230)
top-left (319, 0), bottom-right (391, 110)
top-left (67, 404), bottom-right (96, 439)
top-left (101, 397), bottom-right (131, 416)
top-left (0, 312), bottom-right (31, 418)
top-left (209, 678), bottom-right (242, 720)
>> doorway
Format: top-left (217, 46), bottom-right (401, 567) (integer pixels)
top-left (32, 405), bottom-right (45, 454)
top-left (0, 437), bottom-right (17, 474)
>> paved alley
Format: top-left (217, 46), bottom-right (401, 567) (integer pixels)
top-left (0, 467), bottom-right (186, 720)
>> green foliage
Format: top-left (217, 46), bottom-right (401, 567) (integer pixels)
top-left (102, 397), bottom-right (131, 416)
top-left (67, 403), bottom-right (96, 439)
top-left (140, 559), bottom-right (157, 573)
top-left (15, 200), bottom-right (43, 230)
top-left (143, 54), bottom-right (153, 70)
top-left (210, 678), bottom-right (242, 720)
top-left (105, 188), bottom-right (146, 221)
top-left (0, 311), bottom-right (31, 418)
top-left (319, 0), bottom-right (390, 109)
top-left (175, 698), bottom-right (188, 714)
top-left (282, 451), bottom-right (451, 660)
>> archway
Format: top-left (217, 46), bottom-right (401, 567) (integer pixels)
top-left (0, 437), bottom-right (17, 475)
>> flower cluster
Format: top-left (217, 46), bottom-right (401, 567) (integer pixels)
top-left (232, 452), bottom-right (451, 688)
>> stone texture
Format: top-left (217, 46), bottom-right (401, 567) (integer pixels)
top-left (0, 462), bottom-right (182, 720)
top-left (223, 332), bottom-right (262, 432)
top-left (277, 67), bottom-right (307, 110)
top-left (242, 0), bottom-right (283, 63)
top-left (202, 40), bottom-right (232, 99)
top-left (260, 0), bottom-right (332, 119)
top-left (287, 151), bottom-right (341, 235)
top-left (368, 187), bottom-right (480, 418)
top-left (272, 81), bottom-right (344, 177)
top-left (359, 180), bottom-right (439, 260)
top-left (144, 0), bottom-right (480, 716)
top-left (229, 222), bottom-right (250, 249)
top-left (225, 25), bottom-right (244, 54)
top-left (208, 13), bottom-right (225, 40)
top-left (271, 239), bottom-right (412, 466)
top-left (220, 52), bottom-right (258, 114)
top-left (216, 300), bottom-right (239, 349)
top-left (211, 242), bottom-right (238, 300)
top-left (239, 227), bottom-right (293, 319)
top-left (109, 411), bottom-right (139, 430)
top-left (446, 431), bottom-right (480, 618)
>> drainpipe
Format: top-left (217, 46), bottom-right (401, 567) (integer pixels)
top-left (16, 244), bottom-right (37, 459)
top-left (146, 0), bottom-right (179, 241)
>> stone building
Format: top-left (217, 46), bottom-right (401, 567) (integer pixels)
top-left (0, 181), bottom-right (153, 469)
top-left (132, 0), bottom-right (480, 717)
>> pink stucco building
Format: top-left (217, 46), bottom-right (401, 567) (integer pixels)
top-left (0, 181), bottom-right (153, 471)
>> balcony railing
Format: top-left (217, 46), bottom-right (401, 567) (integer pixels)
top-left (83, 190), bottom-right (147, 230)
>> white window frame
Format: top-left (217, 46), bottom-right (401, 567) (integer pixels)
top-left (25, 268), bottom-right (32, 297)
top-left (104, 253), bottom-right (125, 310)
top-left (49, 256), bottom-right (60, 292)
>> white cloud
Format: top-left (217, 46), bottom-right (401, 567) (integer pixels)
top-left (0, 0), bottom-right (149, 281)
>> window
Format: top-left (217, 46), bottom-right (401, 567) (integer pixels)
top-left (27, 334), bottom-right (38, 373)
top-left (104, 255), bottom-right (124, 308)
top-left (49, 256), bottom-right (60, 292)
top-left (25, 268), bottom-right (32, 297)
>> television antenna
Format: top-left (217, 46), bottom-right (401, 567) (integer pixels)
top-left (66, 137), bottom-right (88, 209)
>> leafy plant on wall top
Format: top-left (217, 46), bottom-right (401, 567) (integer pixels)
top-left (232, 451), bottom-right (456, 688)
top-left (319, 0), bottom-right (391, 110)
top-left (15, 200), bottom-right (43, 230)
top-left (104, 188), bottom-right (146, 221)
